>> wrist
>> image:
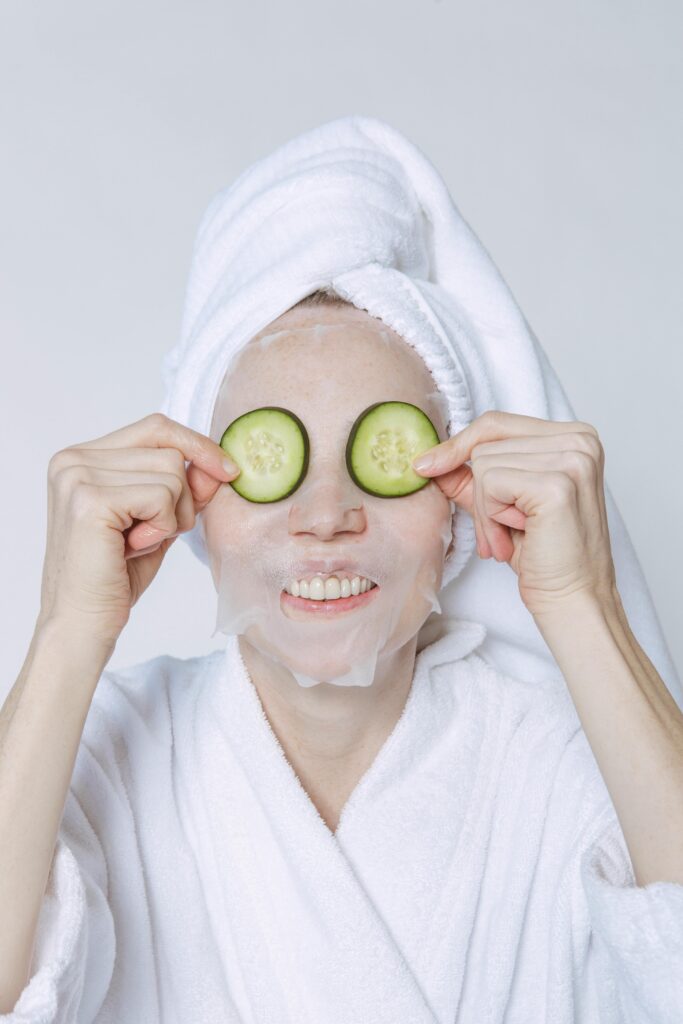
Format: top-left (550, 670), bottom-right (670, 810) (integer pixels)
top-left (531, 584), bottom-right (621, 628)
top-left (32, 613), bottom-right (117, 672)
top-left (530, 587), bottom-right (630, 671)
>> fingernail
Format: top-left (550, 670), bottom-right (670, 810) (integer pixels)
top-left (222, 458), bottom-right (239, 476)
top-left (413, 454), bottom-right (436, 472)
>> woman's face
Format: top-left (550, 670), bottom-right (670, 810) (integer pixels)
top-left (201, 304), bottom-right (454, 684)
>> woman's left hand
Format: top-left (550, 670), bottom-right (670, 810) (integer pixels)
top-left (412, 410), bottom-right (618, 619)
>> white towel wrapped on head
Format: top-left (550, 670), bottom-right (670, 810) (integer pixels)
top-left (160, 113), bottom-right (681, 706)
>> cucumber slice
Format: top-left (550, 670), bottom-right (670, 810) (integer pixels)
top-left (345, 401), bottom-right (440, 498)
top-left (219, 406), bottom-right (309, 503)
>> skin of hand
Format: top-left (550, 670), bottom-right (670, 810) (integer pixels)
top-left (412, 409), bottom-right (618, 619)
top-left (40, 413), bottom-right (239, 648)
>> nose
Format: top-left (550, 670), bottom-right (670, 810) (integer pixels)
top-left (287, 459), bottom-right (366, 541)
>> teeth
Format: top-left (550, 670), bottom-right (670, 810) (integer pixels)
top-left (285, 574), bottom-right (377, 601)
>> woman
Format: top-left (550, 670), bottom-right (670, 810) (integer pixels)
top-left (1, 116), bottom-right (682, 1022)
top-left (204, 292), bottom-right (459, 828)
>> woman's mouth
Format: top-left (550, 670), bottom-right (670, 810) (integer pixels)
top-left (280, 574), bottom-right (380, 616)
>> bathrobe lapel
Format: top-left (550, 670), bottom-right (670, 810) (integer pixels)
top-left (175, 621), bottom-right (487, 1023)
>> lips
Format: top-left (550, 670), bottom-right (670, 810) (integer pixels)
top-left (286, 561), bottom-right (377, 585)
top-left (280, 581), bottom-right (380, 614)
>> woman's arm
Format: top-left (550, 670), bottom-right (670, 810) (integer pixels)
top-left (0, 617), bottom-right (112, 1013)
top-left (411, 409), bottom-right (683, 888)
top-left (533, 585), bottom-right (683, 888)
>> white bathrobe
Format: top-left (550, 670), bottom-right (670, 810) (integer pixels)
top-left (5, 622), bottom-right (683, 1023)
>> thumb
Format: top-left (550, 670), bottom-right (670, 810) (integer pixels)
top-left (187, 462), bottom-right (227, 510)
top-left (428, 463), bottom-right (475, 513)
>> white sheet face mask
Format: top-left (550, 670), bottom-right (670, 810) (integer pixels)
top-left (203, 322), bottom-right (455, 689)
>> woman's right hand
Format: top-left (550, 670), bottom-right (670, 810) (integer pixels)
top-left (37, 412), bottom-right (240, 651)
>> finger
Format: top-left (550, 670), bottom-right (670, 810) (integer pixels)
top-left (474, 509), bottom-right (493, 559)
top-left (125, 472), bottom-right (196, 551)
top-left (125, 501), bottom-right (179, 557)
top-left (412, 410), bottom-right (598, 477)
top-left (473, 448), bottom-right (600, 562)
top-left (473, 449), bottom-right (598, 530)
top-left (186, 461), bottom-right (226, 511)
top-left (427, 463), bottom-right (494, 559)
top-left (429, 463), bottom-right (472, 505)
top-left (470, 431), bottom-right (603, 463)
top-left (469, 444), bottom-right (597, 563)
top-left (468, 433), bottom-right (605, 534)
top-left (472, 462), bottom-right (593, 585)
top-left (56, 462), bottom-right (196, 553)
top-left (473, 470), bottom-right (514, 562)
top-left (61, 431), bottom-right (236, 517)
top-left (55, 449), bottom-right (199, 539)
top-left (96, 481), bottom-right (181, 552)
top-left (120, 486), bottom-right (178, 560)
top-left (126, 534), bottom-right (178, 562)
top-left (64, 412), bottom-right (240, 485)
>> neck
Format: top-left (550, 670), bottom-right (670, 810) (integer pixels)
top-left (237, 633), bottom-right (418, 828)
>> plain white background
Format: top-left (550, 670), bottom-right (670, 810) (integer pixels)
top-left (2, 0), bottom-right (681, 691)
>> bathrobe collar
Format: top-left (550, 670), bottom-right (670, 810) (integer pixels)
top-left (176, 618), bottom-right (489, 1022)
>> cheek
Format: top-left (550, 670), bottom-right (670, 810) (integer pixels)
top-left (201, 488), bottom-right (262, 582)
top-left (201, 480), bottom-right (452, 589)
top-left (387, 484), bottom-right (451, 555)
top-left (406, 489), bottom-right (453, 596)
top-left (202, 489), bottom-right (234, 546)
